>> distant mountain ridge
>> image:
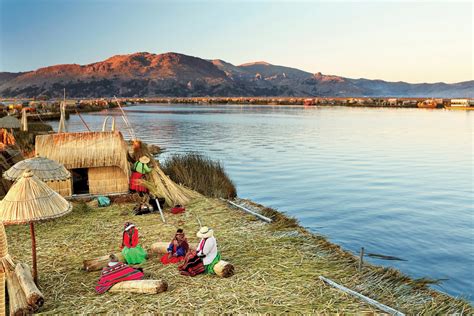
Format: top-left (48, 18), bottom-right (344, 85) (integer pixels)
top-left (0, 52), bottom-right (472, 98)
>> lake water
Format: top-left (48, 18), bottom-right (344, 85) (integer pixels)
top-left (52, 104), bottom-right (473, 300)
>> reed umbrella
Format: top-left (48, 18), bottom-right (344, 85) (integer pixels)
top-left (0, 170), bottom-right (72, 283)
top-left (2, 154), bottom-right (71, 182)
top-left (0, 116), bottom-right (20, 130)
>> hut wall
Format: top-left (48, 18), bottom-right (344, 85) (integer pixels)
top-left (47, 179), bottom-right (72, 197)
top-left (88, 166), bottom-right (128, 195)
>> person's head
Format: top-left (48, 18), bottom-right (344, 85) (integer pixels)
top-left (124, 222), bottom-right (135, 232)
top-left (196, 226), bottom-right (213, 239)
top-left (109, 254), bottom-right (119, 263)
top-left (175, 228), bottom-right (185, 242)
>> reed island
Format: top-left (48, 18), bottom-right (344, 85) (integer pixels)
top-left (0, 114), bottom-right (471, 314)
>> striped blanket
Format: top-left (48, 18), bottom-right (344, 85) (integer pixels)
top-left (95, 262), bottom-right (144, 294)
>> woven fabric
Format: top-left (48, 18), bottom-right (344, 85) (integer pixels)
top-left (95, 262), bottom-right (144, 294)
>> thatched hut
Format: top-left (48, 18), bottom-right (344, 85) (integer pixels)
top-left (35, 131), bottom-right (130, 196)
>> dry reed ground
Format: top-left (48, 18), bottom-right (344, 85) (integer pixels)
top-left (5, 197), bottom-right (472, 314)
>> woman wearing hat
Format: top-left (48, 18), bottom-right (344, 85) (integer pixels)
top-left (196, 227), bottom-right (221, 274)
top-left (120, 222), bottom-right (147, 264)
top-left (129, 156), bottom-right (152, 193)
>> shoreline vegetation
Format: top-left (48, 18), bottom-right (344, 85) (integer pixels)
top-left (1, 122), bottom-right (472, 313)
top-left (1, 96), bottom-right (472, 122)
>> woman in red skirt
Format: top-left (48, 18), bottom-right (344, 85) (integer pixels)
top-left (161, 229), bottom-right (189, 264)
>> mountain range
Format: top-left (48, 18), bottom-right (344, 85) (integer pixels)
top-left (1, 52), bottom-right (472, 98)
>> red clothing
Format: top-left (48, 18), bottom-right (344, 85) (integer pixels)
top-left (160, 254), bottom-right (185, 264)
top-left (130, 172), bottom-right (148, 192)
top-left (122, 227), bottom-right (139, 249)
top-left (95, 262), bottom-right (144, 294)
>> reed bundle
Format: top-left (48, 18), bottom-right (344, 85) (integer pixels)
top-left (130, 140), bottom-right (199, 207)
top-left (5, 269), bottom-right (31, 316)
top-left (15, 263), bottom-right (44, 309)
top-left (82, 253), bottom-right (125, 272)
top-left (109, 280), bottom-right (168, 294)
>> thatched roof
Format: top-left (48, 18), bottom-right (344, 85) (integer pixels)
top-left (0, 116), bottom-right (20, 129)
top-left (35, 131), bottom-right (130, 177)
top-left (0, 171), bottom-right (72, 225)
top-left (3, 155), bottom-right (71, 182)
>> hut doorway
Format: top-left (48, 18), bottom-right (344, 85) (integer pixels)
top-left (72, 168), bottom-right (89, 195)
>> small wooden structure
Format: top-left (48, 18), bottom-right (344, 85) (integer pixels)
top-left (35, 131), bottom-right (130, 196)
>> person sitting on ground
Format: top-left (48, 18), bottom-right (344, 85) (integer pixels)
top-left (95, 254), bottom-right (144, 294)
top-left (161, 228), bottom-right (189, 264)
top-left (196, 226), bottom-right (221, 274)
top-left (120, 222), bottom-right (147, 264)
top-left (178, 249), bottom-right (205, 277)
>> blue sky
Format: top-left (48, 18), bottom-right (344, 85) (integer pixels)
top-left (0, 0), bottom-right (472, 83)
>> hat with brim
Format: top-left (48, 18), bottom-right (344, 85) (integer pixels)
top-left (197, 226), bottom-right (213, 239)
top-left (139, 156), bottom-right (150, 164)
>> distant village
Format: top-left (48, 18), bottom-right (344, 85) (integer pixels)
top-left (0, 96), bottom-right (473, 120)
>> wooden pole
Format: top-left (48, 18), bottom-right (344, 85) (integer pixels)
top-left (155, 198), bottom-right (166, 223)
top-left (358, 247), bottom-right (365, 272)
top-left (223, 199), bottom-right (272, 223)
top-left (319, 276), bottom-right (405, 316)
top-left (29, 223), bottom-right (38, 284)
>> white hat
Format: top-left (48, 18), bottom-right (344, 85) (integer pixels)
top-left (139, 156), bottom-right (150, 164)
top-left (197, 226), bottom-right (213, 239)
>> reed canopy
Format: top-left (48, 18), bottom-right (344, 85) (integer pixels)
top-left (3, 155), bottom-right (71, 182)
top-left (0, 116), bottom-right (20, 129)
top-left (0, 170), bottom-right (72, 225)
top-left (0, 170), bottom-right (72, 283)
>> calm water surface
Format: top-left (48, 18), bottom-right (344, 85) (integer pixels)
top-left (54, 104), bottom-right (473, 300)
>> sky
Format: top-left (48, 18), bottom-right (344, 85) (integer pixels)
top-left (0, 0), bottom-right (472, 83)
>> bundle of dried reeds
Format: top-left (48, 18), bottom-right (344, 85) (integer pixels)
top-left (15, 263), bottom-right (44, 309)
top-left (130, 140), bottom-right (199, 207)
top-left (82, 253), bottom-right (125, 272)
top-left (6, 269), bottom-right (31, 316)
top-left (109, 280), bottom-right (168, 294)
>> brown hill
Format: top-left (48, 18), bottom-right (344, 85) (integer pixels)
top-left (1, 52), bottom-right (472, 98)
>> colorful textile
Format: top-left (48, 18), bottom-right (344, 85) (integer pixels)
top-left (160, 254), bottom-right (185, 264)
top-left (122, 245), bottom-right (147, 264)
top-left (95, 262), bottom-right (144, 294)
top-left (205, 252), bottom-right (221, 274)
top-left (130, 172), bottom-right (148, 192)
top-left (178, 252), bottom-right (205, 277)
top-left (133, 161), bottom-right (152, 174)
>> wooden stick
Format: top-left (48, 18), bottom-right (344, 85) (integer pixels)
top-left (29, 223), bottom-right (38, 284)
top-left (155, 198), bottom-right (165, 223)
top-left (82, 253), bottom-right (125, 272)
top-left (109, 280), bottom-right (168, 294)
top-left (358, 247), bottom-right (365, 272)
top-left (6, 269), bottom-right (32, 316)
top-left (319, 276), bottom-right (405, 316)
top-left (223, 199), bottom-right (272, 223)
top-left (15, 263), bottom-right (44, 309)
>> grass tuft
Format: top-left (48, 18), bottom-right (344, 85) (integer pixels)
top-left (162, 153), bottom-right (237, 199)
